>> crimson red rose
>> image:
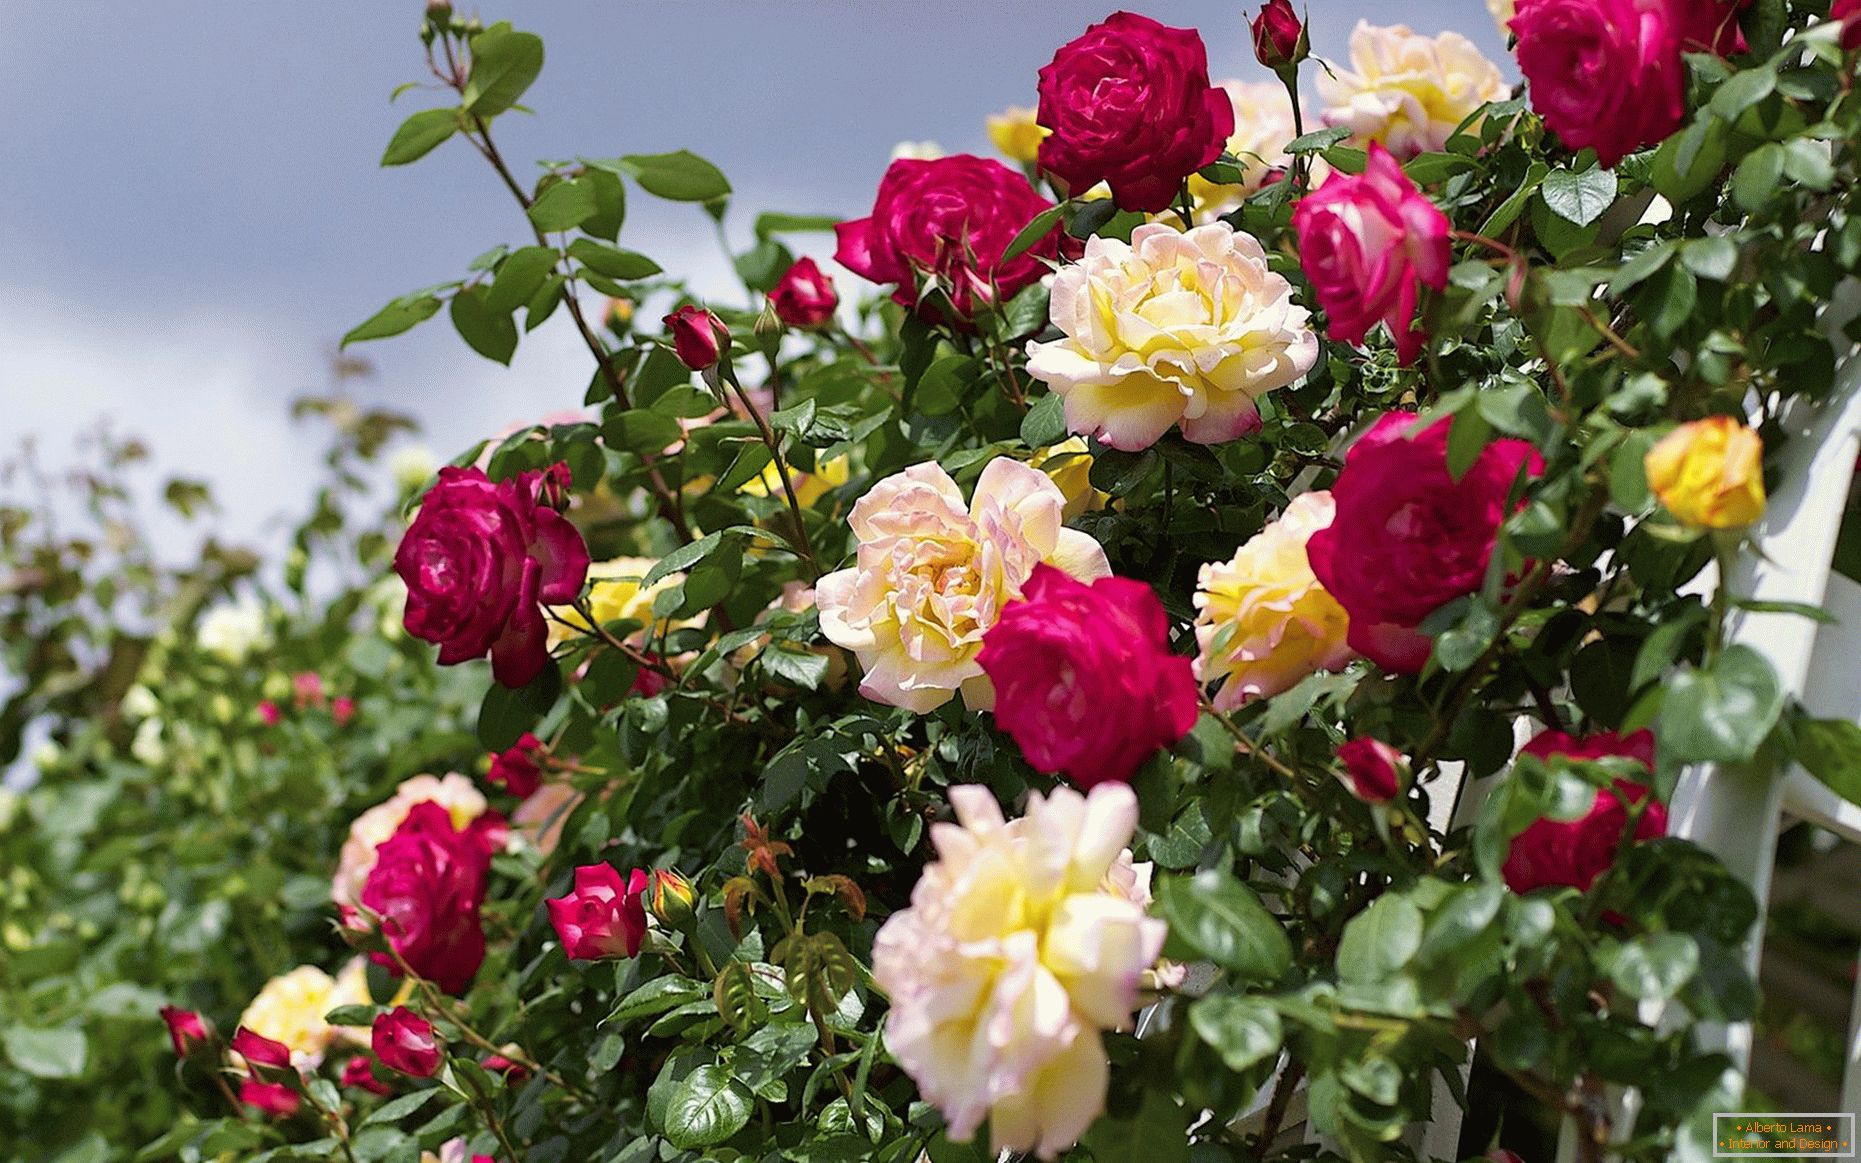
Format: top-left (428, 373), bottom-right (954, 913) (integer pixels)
top-left (1251, 0), bottom-right (1307, 70)
top-left (1035, 12), bottom-right (1234, 213)
top-left (1503, 728), bottom-right (1666, 895)
top-left (488, 732), bottom-right (544, 798)
top-left (547, 864), bottom-right (649, 960)
top-left (768, 257), bottom-right (839, 329)
top-left (372, 1007), bottom-right (443, 1078)
top-left (395, 464), bottom-right (589, 689)
top-left (240, 1078), bottom-right (300, 1118)
top-left (160, 1005), bottom-right (209, 1058)
top-left (232, 1027), bottom-right (292, 1072)
top-left (1307, 413), bottom-right (1544, 674)
top-left (664, 304), bottom-right (728, 370)
top-left (1292, 143), bottom-right (1450, 366)
top-left (976, 564), bottom-right (1198, 788)
top-left (359, 801), bottom-right (503, 994)
top-left (1337, 737), bottom-right (1405, 803)
top-left (1837, 0), bottom-right (1861, 50)
top-left (340, 1054), bottom-right (392, 1095)
top-left (835, 154), bottom-right (1060, 321)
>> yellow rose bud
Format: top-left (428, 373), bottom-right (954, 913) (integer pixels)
top-left (1643, 416), bottom-right (1766, 530)
top-left (986, 106), bottom-right (1049, 165)
top-left (649, 869), bottom-right (696, 928)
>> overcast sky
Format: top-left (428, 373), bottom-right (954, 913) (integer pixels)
top-left (0, 1), bottom-right (1505, 552)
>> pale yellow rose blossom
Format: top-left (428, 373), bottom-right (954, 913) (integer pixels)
top-left (1188, 80), bottom-right (1301, 219)
top-left (1026, 222), bottom-right (1319, 450)
top-left (872, 783), bottom-right (1165, 1159)
top-left (816, 458), bottom-right (1109, 712)
top-left (1488, 0), bottom-right (1516, 34)
top-left (1316, 21), bottom-right (1510, 156)
top-left (330, 773), bottom-right (488, 911)
top-left (546, 555), bottom-right (687, 648)
top-left (234, 959), bottom-right (375, 1070)
top-left (987, 105), bottom-right (1050, 165)
top-left (1194, 490), bottom-right (1355, 709)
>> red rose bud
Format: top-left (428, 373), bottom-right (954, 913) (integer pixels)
top-left (768, 258), bottom-right (839, 329)
top-left (482, 1052), bottom-right (530, 1083)
top-left (547, 864), bottom-right (649, 960)
top-left (340, 1054), bottom-right (392, 1096)
top-left (240, 1078), bottom-right (301, 1118)
top-left (331, 696), bottom-right (357, 727)
top-left (648, 868), bottom-right (696, 928)
top-left (1251, 0), bottom-right (1307, 70)
top-left (257, 700), bottom-right (282, 727)
top-left (232, 1027), bottom-right (293, 1073)
top-left (160, 1006), bottom-right (209, 1058)
top-left (1336, 737), bottom-right (1406, 803)
top-left (488, 732), bottom-right (545, 799)
top-left (372, 1007), bottom-right (443, 1078)
top-left (664, 304), bottom-right (729, 371)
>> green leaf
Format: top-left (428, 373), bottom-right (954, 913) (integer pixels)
top-left (1019, 393), bottom-right (1068, 448)
top-left (1539, 167), bottom-right (1618, 228)
top-left (1709, 66), bottom-right (1775, 121)
top-left (3, 1026), bottom-right (87, 1079)
top-left (342, 292), bottom-right (445, 346)
top-left (1336, 893), bottom-right (1424, 983)
top-left (567, 238), bottom-right (663, 280)
top-left (1657, 644), bottom-right (1784, 764)
top-left (1732, 144), bottom-right (1785, 213)
top-left (580, 164), bottom-right (628, 240)
top-left (761, 645), bottom-right (831, 691)
top-left (363, 1089), bottom-right (443, 1127)
top-left (380, 107), bottom-right (459, 166)
top-left (449, 286), bottom-right (519, 365)
top-left (1797, 717), bottom-right (1861, 808)
top-left (528, 177), bottom-right (599, 233)
top-left (1680, 236), bottom-right (1739, 282)
top-left (1607, 933), bottom-right (1699, 1001)
top-left (1188, 994), bottom-right (1283, 1073)
top-left (1000, 203), bottom-right (1066, 264)
top-left (1157, 869), bottom-right (1293, 982)
top-left (1081, 1087), bottom-right (1190, 1163)
top-left (662, 1064), bottom-right (753, 1149)
top-left (754, 211), bottom-right (842, 238)
top-left (462, 27), bottom-right (543, 118)
top-left (1285, 126), bottom-right (1351, 154)
top-left (476, 661), bottom-right (561, 751)
top-left (620, 150), bottom-right (732, 203)
top-left (608, 977), bottom-right (707, 1024)
top-left (483, 246), bottom-right (560, 314)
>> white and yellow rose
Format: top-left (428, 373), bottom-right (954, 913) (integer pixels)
top-left (1316, 21), bottom-right (1510, 157)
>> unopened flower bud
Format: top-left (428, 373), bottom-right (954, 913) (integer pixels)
top-left (664, 305), bottom-right (729, 371)
top-left (648, 868), bottom-right (696, 929)
top-left (1251, 0), bottom-right (1308, 72)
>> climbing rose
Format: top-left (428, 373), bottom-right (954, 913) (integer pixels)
top-left (231, 1027), bottom-right (292, 1073)
top-left (1307, 413), bottom-right (1543, 673)
top-left (394, 464), bottom-right (590, 688)
top-left (359, 801), bottom-right (502, 995)
top-left (487, 733), bottom-right (545, 799)
top-left (1644, 415), bottom-right (1766, 530)
top-left (240, 1079), bottom-right (300, 1118)
top-left (547, 864), bottom-right (649, 961)
top-left (160, 1006), bottom-right (209, 1058)
top-left (372, 1008), bottom-right (443, 1078)
top-left (341, 1055), bottom-right (392, 1096)
top-left (332, 773), bottom-right (491, 914)
top-left (768, 257), bottom-right (839, 329)
top-left (977, 565), bottom-right (1198, 788)
top-left (1035, 12), bottom-right (1234, 213)
top-left (1503, 729), bottom-right (1667, 894)
top-left (664, 304), bottom-right (728, 370)
top-left (1315, 21), bottom-right (1508, 157)
top-left (1337, 737), bottom-right (1405, 803)
top-left (1292, 142), bottom-right (1450, 365)
top-left (1252, 0), bottom-right (1307, 70)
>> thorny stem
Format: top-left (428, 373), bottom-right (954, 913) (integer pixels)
top-left (718, 368), bottom-right (822, 580)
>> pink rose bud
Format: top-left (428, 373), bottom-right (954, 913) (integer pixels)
top-left (1503, 729), bottom-right (1666, 897)
top-left (768, 258), bottom-right (839, 329)
top-left (257, 700), bottom-right (282, 727)
top-left (1292, 142), bottom-right (1450, 366)
top-left (976, 564), bottom-right (1199, 788)
top-left (1251, 0), bottom-right (1307, 70)
top-left (340, 1054), bottom-right (392, 1095)
top-left (538, 461), bottom-right (573, 512)
top-left (1035, 12), bottom-right (1235, 212)
top-left (393, 465), bottom-right (590, 689)
top-left (546, 864), bottom-right (649, 960)
top-left (232, 1027), bottom-right (293, 1073)
top-left (1336, 737), bottom-right (1405, 803)
top-left (664, 304), bottom-right (729, 371)
top-left (292, 671), bottom-right (325, 709)
top-left (331, 696), bottom-right (357, 727)
top-left (487, 732), bottom-right (545, 799)
top-left (372, 1007), bottom-right (443, 1078)
top-left (240, 1078), bottom-right (301, 1118)
top-left (160, 1006), bottom-right (209, 1058)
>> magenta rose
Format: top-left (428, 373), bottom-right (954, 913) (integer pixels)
top-left (1307, 413), bottom-right (1544, 673)
top-left (160, 1005), bottom-right (209, 1058)
top-left (547, 864), bottom-right (649, 961)
top-left (1503, 728), bottom-right (1666, 895)
top-left (395, 464), bottom-right (589, 689)
top-left (664, 304), bottom-right (728, 371)
top-left (371, 1007), bottom-right (443, 1078)
top-left (340, 1054), bottom-right (392, 1096)
top-left (835, 154), bottom-right (1060, 321)
top-left (1292, 143), bottom-right (1450, 366)
top-left (976, 564), bottom-right (1199, 788)
top-left (232, 1027), bottom-right (292, 1072)
top-left (487, 732), bottom-right (544, 799)
top-left (1251, 0), bottom-right (1307, 70)
top-left (1035, 12), bottom-right (1234, 213)
top-left (1337, 737), bottom-right (1405, 803)
top-left (359, 801), bottom-right (503, 995)
top-left (769, 257), bottom-right (839, 329)
top-left (1837, 0), bottom-right (1861, 50)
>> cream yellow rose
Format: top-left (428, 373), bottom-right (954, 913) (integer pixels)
top-left (1316, 21), bottom-right (1510, 156)
top-left (1026, 222), bottom-right (1318, 450)
top-left (234, 959), bottom-right (374, 1069)
top-left (1188, 80), bottom-right (1301, 219)
top-left (816, 458), bottom-right (1109, 712)
top-left (987, 105), bottom-right (1049, 165)
top-left (1194, 491), bottom-right (1354, 708)
top-left (546, 556), bottom-right (686, 648)
top-left (1644, 416), bottom-right (1766, 530)
top-left (737, 453), bottom-right (850, 509)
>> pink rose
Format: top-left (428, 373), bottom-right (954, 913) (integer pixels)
top-left (340, 1054), bottom-right (392, 1095)
top-left (1252, 0), bottom-right (1307, 70)
top-left (292, 671), bottom-right (325, 709)
top-left (664, 304), bottom-right (728, 370)
top-left (768, 257), bottom-right (839, 329)
top-left (232, 1027), bottom-right (292, 1073)
top-left (1337, 737), bottom-right (1405, 803)
top-left (835, 155), bottom-right (1060, 322)
top-left (256, 700), bottom-right (282, 727)
top-left (546, 864), bottom-right (649, 961)
top-left (1503, 728), bottom-right (1666, 895)
top-left (1307, 413), bottom-right (1543, 673)
top-left (240, 1078), bottom-right (300, 1118)
top-left (372, 1007), bottom-right (443, 1078)
top-left (331, 696), bottom-right (357, 727)
top-left (1292, 143), bottom-right (1449, 366)
top-left (395, 464), bottom-right (590, 688)
top-left (976, 564), bottom-right (1198, 788)
top-left (160, 1006), bottom-right (209, 1058)
top-left (487, 732), bottom-right (544, 799)
top-left (359, 801), bottom-right (504, 995)
top-left (1036, 12), bottom-right (1235, 213)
